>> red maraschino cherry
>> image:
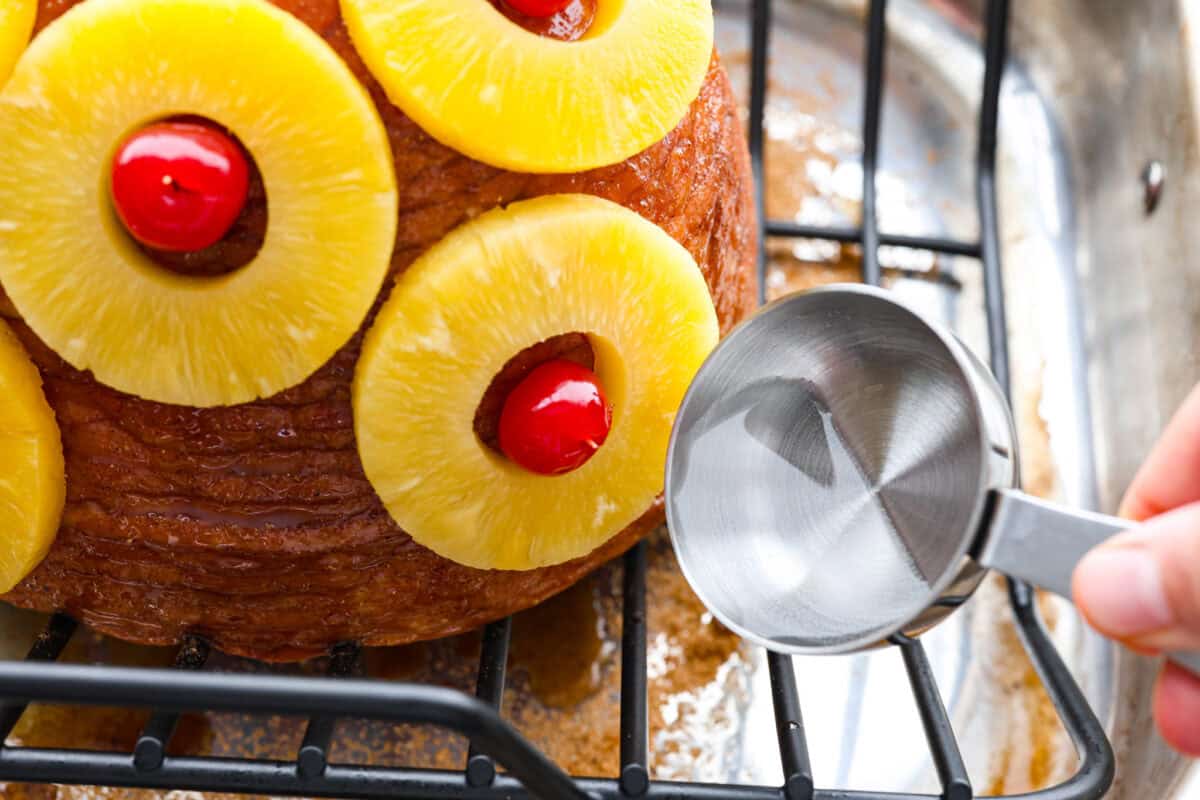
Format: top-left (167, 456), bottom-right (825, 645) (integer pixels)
top-left (503, 0), bottom-right (572, 17)
top-left (110, 120), bottom-right (250, 253)
top-left (498, 359), bottom-right (612, 475)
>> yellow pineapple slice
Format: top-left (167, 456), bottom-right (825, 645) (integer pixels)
top-left (340, 0), bottom-right (713, 173)
top-left (0, 0), bottom-right (397, 407)
top-left (354, 194), bottom-right (718, 570)
top-left (0, 321), bottom-right (64, 593)
top-left (0, 0), bottom-right (34, 88)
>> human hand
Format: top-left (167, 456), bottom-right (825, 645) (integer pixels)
top-left (1073, 384), bottom-right (1200, 756)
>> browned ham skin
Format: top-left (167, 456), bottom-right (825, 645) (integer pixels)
top-left (1, 0), bottom-right (756, 661)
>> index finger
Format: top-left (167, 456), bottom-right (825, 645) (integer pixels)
top-left (1120, 382), bottom-right (1200, 521)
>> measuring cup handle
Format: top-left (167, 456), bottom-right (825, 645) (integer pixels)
top-left (977, 488), bottom-right (1200, 679)
top-left (978, 489), bottom-right (1125, 597)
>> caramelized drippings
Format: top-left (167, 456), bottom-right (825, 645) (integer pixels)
top-left (10, 706), bottom-right (147, 752)
top-left (363, 641), bottom-right (432, 680)
top-left (5, 630), bottom-right (215, 761)
top-left (168, 714), bottom-right (217, 756)
top-left (488, 0), bottom-right (598, 42)
top-left (511, 578), bottom-right (604, 708)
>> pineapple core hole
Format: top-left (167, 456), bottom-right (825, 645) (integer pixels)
top-left (474, 332), bottom-right (596, 454)
top-left (488, 0), bottom-right (598, 42)
top-left (120, 115), bottom-right (267, 279)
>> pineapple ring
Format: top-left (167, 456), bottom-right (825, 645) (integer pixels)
top-left (0, 321), bottom-right (65, 594)
top-left (0, 0), bottom-right (35, 88)
top-left (354, 194), bottom-right (719, 570)
top-left (340, 0), bottom-right (714, 173)
top-left (0, 0), bottom-right (398, 407)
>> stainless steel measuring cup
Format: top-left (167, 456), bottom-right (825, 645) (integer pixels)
top-left (665, 284), bottom-right (1200, 676)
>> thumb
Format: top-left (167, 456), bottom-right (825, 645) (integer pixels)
top-left (1072, 502), bottom-right (1200, 653)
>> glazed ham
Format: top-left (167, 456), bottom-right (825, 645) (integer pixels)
top-left (0, 0), bottom-right (755, 660)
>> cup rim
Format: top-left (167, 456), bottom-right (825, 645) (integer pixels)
top-left (664, 283), bottom-right (996, 656)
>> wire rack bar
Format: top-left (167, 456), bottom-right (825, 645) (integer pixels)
top-left (0, 746), bottom-right (1011, 800)
top-left (0, 613), bottom-right (76, 744)
top-left (465, 617), bottom-right (512, 788)
top-left (764, 221), bottom-right (982, 259)
top-left (297, 642), bottom-right (361, 780)
top-left (1005, 583), bottom-right (1114, 800)
top-left (620, 541), bottom-right (651, 797)
top-left (895, 640), bottom-right (971, 800)
top-left (749, 0), bottom-right (771, 304)
top-left (0, 661), bottom-right (590, 800)
top-left (859, 0), bottom-right (888, 285)
top-left (134, 636), bottom-right (211, 773)
top-left (749, 0), bottom-right (823, 793)
top-left (977, 0), bottom-right (1012, 394)
top-left (767, 652), bottom-right (814, 800)
top-left (972, 0), bottom-right (1112, 797)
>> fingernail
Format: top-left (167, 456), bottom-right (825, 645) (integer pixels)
top-left (1075, 546), bottom-right (1173, 637)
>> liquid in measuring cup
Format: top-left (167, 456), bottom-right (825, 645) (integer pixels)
top-left (668, 377), bottom-right (935, 647)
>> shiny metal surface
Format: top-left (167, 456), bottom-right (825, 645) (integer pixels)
top-left (668, 285), bottom-right (1200, 676)
top-left (713, 1), bottom-right (1198, 795)
top-left (980, 490), bottom-right (1127, 601)
top-left (1006, 1), bottom-right (1200, 795)
top-left (666, 285), bottom-right (996, 654)
top-left (0, 0), bottom-right (1192, 796)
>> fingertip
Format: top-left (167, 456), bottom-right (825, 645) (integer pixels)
top-left (1117, 493), bottom-right (1158, 524)
top-left (1153, 663), bottom-right (1200, 757)
top-left (1072, 545), bottom-right (1173, 638)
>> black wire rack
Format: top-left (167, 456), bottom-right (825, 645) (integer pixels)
top-left (0, 1), bottom-right (1117, 798)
